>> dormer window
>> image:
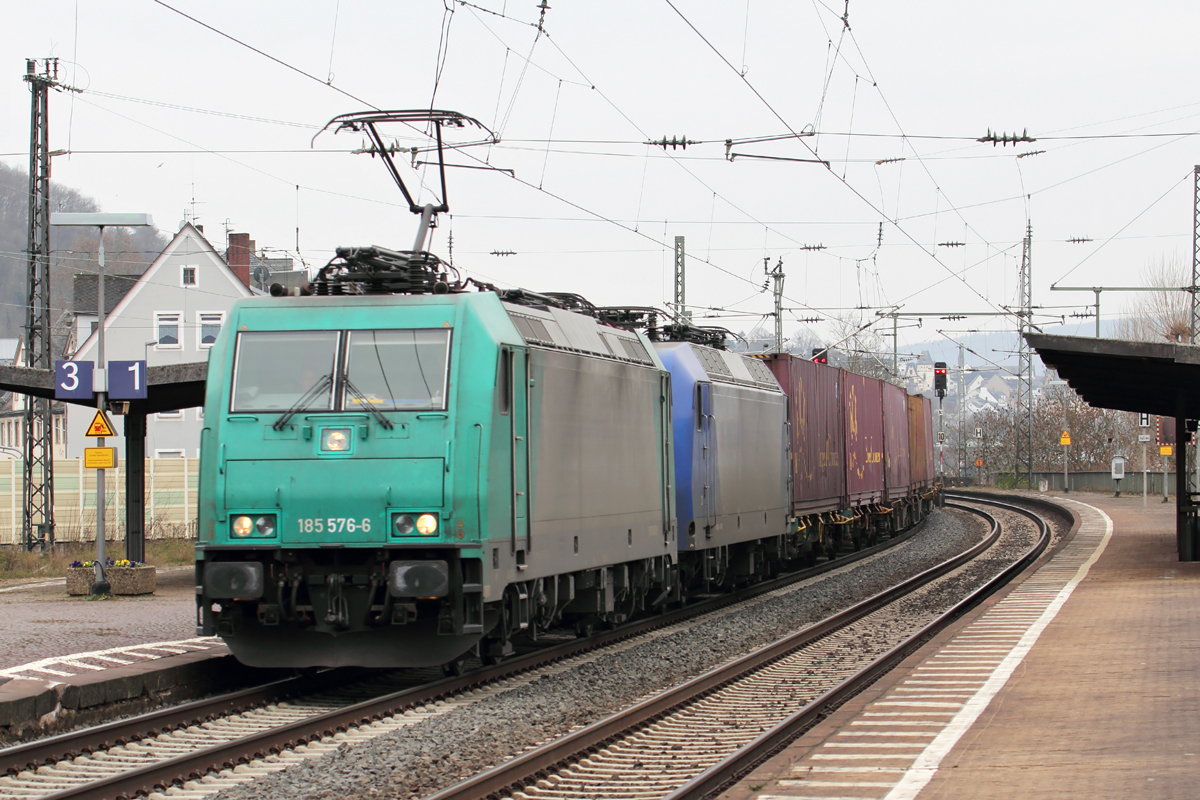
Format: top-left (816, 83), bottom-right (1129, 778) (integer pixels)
top-left (182, 266), bottom-right (197, 286)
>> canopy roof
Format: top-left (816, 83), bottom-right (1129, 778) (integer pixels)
top-left (1025, 333), bottom-right (1200, 418)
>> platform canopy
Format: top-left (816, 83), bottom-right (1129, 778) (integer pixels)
top-left (1025, 333), bottom-right (1200, 418)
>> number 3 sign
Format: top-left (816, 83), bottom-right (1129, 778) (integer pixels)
top-left (55, 360), bottom-right (94, 400)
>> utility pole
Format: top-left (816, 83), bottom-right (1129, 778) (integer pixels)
top-left (769, 257), bottom-right (785, 352)
top-left (23, 58), bottom-right (58, 551)
top-left (673, 236), bottom-right (689, 324)
top-left (958, 343), bottom-right (966, 475)
top-left (1015, 223), bottom-right (1034, 490)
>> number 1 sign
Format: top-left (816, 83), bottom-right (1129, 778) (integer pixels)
top-left (108, 360), bottom-right (148, 399)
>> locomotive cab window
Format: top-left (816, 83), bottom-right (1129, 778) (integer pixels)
top-left (231, 331), bottom-right (340, 412)
top-left (343, 329), bottom-right (451, 412)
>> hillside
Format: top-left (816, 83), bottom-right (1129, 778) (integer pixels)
top-left (0, 162), bottom-right (168, 340)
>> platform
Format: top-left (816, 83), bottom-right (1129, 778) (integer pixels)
top-left (720, 492), bottom-right (1200, 800)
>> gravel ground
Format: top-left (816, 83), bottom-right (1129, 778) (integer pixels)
top-left (214, 508), bottom-right (991, 800)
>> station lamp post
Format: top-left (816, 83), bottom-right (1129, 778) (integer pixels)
top-left (50, 213), bottom-right (153, 594)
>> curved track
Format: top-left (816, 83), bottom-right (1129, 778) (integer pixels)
top-left (424, 495), bottom-right (1050, 800)
top-left (0, 520), bottom-right (928, 800)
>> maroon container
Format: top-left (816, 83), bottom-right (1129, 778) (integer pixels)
top-left (882, 382), bottom-right (911, 500)
top-left (907, 394), bottom-right (929, 488)
top-left (842, 371), bottom-right (884, 506)
top-left (765, 354), bottom-right (846, 515)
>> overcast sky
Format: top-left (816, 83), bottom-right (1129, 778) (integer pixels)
top-left (4, 1), bottom-right (1200, 359)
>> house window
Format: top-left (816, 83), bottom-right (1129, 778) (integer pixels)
top-left (157, 409), bottom-right (183, 420)
top-left (156, 313), bottom-right (182, 348)
top-left (199, 312), bottom-right (224, 348)
top-left (182, 266), bottom-right (197, 286)
top-left (155, 448), bottom-right (185, 459)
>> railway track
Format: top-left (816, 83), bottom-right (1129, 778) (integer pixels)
top-left (425, 494), bottom-right (1051, 800)
top-left (0, 518), bottom-right (929, 800)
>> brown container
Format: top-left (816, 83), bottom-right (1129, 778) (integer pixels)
top-left (883, 382), bottom-right (911, 500)
top-left (923, 396), bottom-right (936, 482)
top-left (908, 394), bottom-right (930, 488)
top-left (764, 354), bottom-right (846, 515)
top-left (842, 371), bottom-right (884, 506)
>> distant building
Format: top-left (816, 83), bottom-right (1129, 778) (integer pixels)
top-left (224, 232), bottom-right (308, 295)
top-left (65, 221), bottom-right (255, 458)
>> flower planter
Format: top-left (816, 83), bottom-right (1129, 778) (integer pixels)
top-left (67, 565), bottom-right (156, 596)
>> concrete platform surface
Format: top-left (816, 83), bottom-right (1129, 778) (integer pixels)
top-left (720, 493), bottom-right (1197, 800)
top-left (0, 565), bottom-right (206, 676)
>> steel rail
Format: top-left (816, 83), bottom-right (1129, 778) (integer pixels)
top-left (423, 501), bottom-right (1015, 800)
top-left (665, 495), bottom-right (1051, 800)
top-left (8, 516), bottom-right (930, 799)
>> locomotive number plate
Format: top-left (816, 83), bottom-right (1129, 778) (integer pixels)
top-left (298, 517), bottom-right (372, 534)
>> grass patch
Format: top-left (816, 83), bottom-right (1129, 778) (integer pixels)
top-left (0, 539), bottom-right (194, 581)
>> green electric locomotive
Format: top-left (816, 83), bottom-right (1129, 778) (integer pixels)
top-left (195, 264), bottom-right (678, 668)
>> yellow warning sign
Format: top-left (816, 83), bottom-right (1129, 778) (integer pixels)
top-left (86, 410), bottom-right (116, 438)
top-left (83, 447), bottom-right (116, 469)
top-left (1161, 445), bottom-right (1174, 456)
top-left (1060, 431), bottom-right (1071, 446)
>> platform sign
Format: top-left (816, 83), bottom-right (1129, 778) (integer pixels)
top-left (1139, 413), bottom-right (1151, 427)
top-left (85, 410), bottom-right (116, 438)
top-left (83, 447), bottom-right (116, 469)
top-left (1060, 430), bottom-right (1071, 446)
top-left (108, 360), bottom-right (147, 400)
top-left (55, 360), bottom-right (94, 400)
top-left (975, 426), bottom-right (983, 439)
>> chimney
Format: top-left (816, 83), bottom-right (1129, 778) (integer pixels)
top-left (227, 232), bottom-right (251, 287)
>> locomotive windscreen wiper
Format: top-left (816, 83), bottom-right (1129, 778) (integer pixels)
top-left (273, 373), bottom-right (334, 430)
top-left (343, 378), bottom-right (395, 430)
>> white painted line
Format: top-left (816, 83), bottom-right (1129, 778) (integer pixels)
top-left (0, 637), bottom-right (223, 680)
top-left (883, 499), bottom-right (1113, 800)
top-left (0, 578), bottom-right (64, 594)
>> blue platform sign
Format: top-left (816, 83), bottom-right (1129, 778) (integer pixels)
top-left (55, 360), bottom-right (94, 400)
top-left (108, 360), bottom-right (148, 400)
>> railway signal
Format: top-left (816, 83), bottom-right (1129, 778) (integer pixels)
top-left (934, 362), bottom-right (947, 398)
top-left (811, 348), bottom-right (828, 364)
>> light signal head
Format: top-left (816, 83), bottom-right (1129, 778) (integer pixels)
top-left (811, 347), bottom-right (828, 364)
top-left (934, 361), bottom-right (948, 398)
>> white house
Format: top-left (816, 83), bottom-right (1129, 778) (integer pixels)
top-left (66, 222), bottom-right (255, 458)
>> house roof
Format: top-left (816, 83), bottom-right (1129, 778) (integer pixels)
top-left (73, 274), bottom-right (141, 315)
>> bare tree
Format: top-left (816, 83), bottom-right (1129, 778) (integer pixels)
top-left (827, 311), bottom-right (896, 382)
top-left (1115, 254), bottom-right (1192, 343)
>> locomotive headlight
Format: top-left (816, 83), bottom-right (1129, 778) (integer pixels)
top-left (231, 514), bottom-right (277, 538)
top-left (322, 427), bottom-right (351, 452)
top-left (393, 514), bottom-right (416, 535)
top-left (416, 514), bottom-right (439, 535)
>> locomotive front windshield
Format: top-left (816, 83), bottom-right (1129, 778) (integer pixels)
top-left (344, 329), bottom-right (451, 411)
top-left (229, 328), bottom-right (451, 414)
top-left (231, 331), bottom-right (340, 412)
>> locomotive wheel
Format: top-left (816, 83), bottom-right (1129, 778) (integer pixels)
top-left (442, 656), bottom-right (469, 677)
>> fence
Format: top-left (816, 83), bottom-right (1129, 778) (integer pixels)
top-left (0, 458), bottom-right (198, 545)
top-left (991, 470), bottom-right (1177, 495)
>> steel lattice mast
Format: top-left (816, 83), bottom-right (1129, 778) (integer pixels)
top-left (1192, 165), bottom-right (1199, 344)
top-left (23, 59), bottom-right (57, 550)
top-left (1014, 223), bottom-right (1033, 490)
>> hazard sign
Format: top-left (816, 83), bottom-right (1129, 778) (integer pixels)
top-left (1060, 431), bottom-right (1071, 446)
top-left (86, 410), bottom-right (116, 438)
